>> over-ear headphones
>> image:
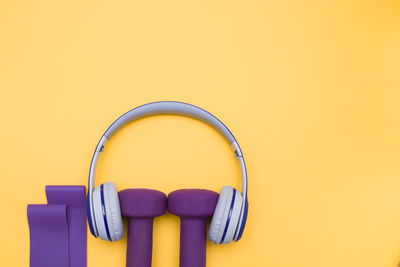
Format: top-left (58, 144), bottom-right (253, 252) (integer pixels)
top-left (87, 101), bottom-right (248, 244)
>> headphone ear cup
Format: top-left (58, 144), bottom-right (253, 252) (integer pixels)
top-left (92, 182), bottom-right (124, 241)
top-left (208, 186), bottom-right (243, 244)
top-left (103, 182), bottom-right (124, 241)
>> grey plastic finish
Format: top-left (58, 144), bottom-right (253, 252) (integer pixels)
top-left (104, 101), bottom-right (235, 143)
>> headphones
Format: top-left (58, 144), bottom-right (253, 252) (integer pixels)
top-left (87, 101), bottom-right (248, 245)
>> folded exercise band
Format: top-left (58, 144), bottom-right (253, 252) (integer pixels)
top-left (27, 186), bottom-right (87, 267)
top-left (27, 204), bottom-right (69, 267)
top-left (46, 186), bottom-right (87, 267)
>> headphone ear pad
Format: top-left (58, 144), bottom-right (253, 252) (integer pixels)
top-left (92, 185), bottom-right (108, 241)
top-left (221, 189), bottom-right (242, 244)
top-left (209, 186), bottom-right (243, 244)
top-left (92, 182), bottom-right (124, 241)
top-left (103, 182), bottom-right (124, 241)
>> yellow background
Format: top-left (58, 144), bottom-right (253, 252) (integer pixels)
top-left (1, 0), bottom-right (400, 266)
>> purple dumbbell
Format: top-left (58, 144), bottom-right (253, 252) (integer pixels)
top-left (119, 189), bottom-right (166, 267)
top-left (168, 189), bottom-right (219, 267)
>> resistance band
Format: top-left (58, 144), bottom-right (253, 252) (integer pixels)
top-left (27, 186), bottom-right (87, 267)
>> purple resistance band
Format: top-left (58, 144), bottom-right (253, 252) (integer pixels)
top-left (27, 186), bottom-right (87, 267)
top-left (46, 186), bottom-right (87, 267)
top-left (27, 204), bottom-right (69, 267)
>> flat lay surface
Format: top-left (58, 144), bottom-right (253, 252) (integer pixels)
top-left (1, 0), bottom-right (400, 266)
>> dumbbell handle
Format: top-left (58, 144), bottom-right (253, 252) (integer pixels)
top-left (126, 218), bottom-right (154, 267)
top-left (180, 217), bottom-right (208, 267)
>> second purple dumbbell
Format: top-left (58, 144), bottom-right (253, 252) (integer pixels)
top-left (168, 189), bottom-right (219, 267)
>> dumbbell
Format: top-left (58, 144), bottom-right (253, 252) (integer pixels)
top-left (119, 189), bottom-right (166, 267)
top-left (168, 189), bottom-right (219, 267)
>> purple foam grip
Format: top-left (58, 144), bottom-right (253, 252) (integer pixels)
top-left (46, 186), bottom-right (87, 267)
top-left (119, 189), bottom-right (167, 267)
top-left (168, 189), bottom-right (219, 267)
top-left (27, 204), bottom-right (69, 267)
